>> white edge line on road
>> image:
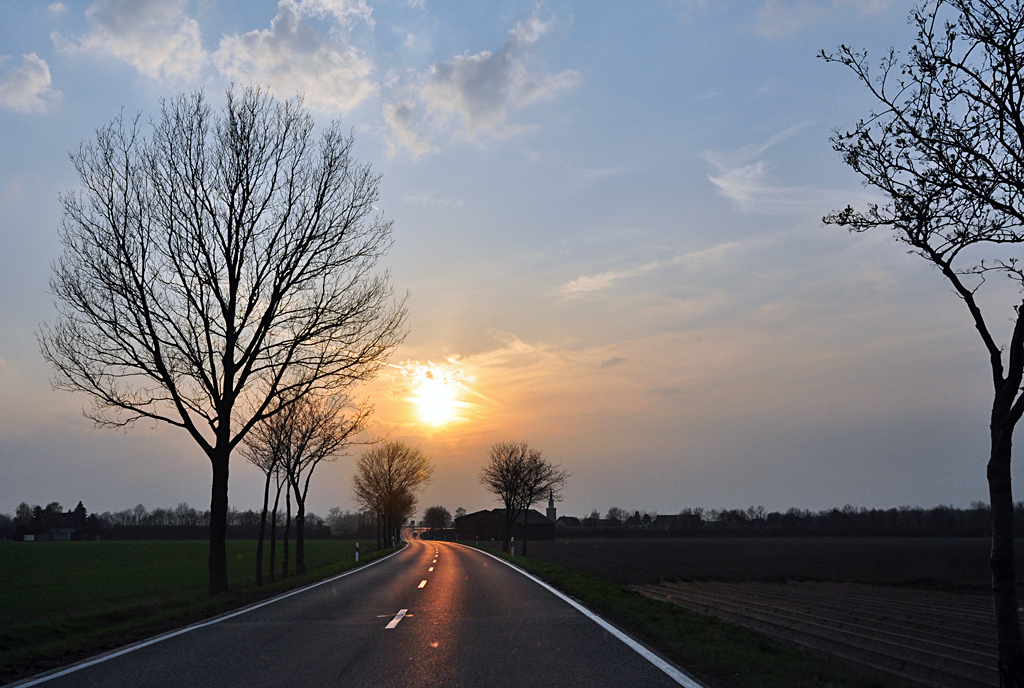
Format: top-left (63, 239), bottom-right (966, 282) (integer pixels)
top-left (385, 608), bottom-right (408, 629)
top-left (466, 544), bottom-right (705, 688)
top-left (10, 544), bottom-right (409, 688)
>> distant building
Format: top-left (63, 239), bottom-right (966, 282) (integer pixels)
top-left (624, 511), bottom-right (644, 528)
top-left (546, 490), bottom-right (556, 523)
top-left (555, 516), bottom-right (581, 528)
top-left (454, 509), bottom-right (555, 542)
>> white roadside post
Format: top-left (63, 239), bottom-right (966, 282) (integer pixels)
top-left (355, 542), bottom-right (359, 562)
top-left (510, 536), bottom-right (515, 558)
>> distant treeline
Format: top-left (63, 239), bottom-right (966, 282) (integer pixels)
top-left (558, 502), bottom-right (1011, 537)
top-left (0, 501), bottom-right (378, 541)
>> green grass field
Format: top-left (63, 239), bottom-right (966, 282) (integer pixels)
top-left (0, 539), bottom-right (388, 683)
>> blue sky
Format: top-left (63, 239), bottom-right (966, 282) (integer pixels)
top-left (0, 0), bottom-right (1002, 519)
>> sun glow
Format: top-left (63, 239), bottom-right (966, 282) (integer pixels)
top-left (404, 362), bottom-right (471, 426)
top-left (414, 375), bottom-right (459, 425)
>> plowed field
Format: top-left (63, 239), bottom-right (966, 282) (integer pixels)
top-left (635, 580), bottom-right (1005, 688)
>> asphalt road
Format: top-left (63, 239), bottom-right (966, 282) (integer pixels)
top-left (13, 539), bottom-right (692, 688)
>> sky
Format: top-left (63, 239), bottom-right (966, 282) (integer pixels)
top-left (0, 0), bottom-right (1008, 521)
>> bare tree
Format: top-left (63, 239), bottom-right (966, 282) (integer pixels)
top-left (822, 2), bottom-right (1024, 681)
top-left (242, 396), bottom-right (294, 586)
top-left (605, 507), bottom-right (629, 524)
top-left (479, 441), bottom-right (568, 554)
top-left (479, 441), bottom-right (531, 552)
top-left (38, 86), bottom-right (407, 594)
top-left (517, 448), bottom-right (569, 556)
top-left (352, 440), bottom-right (433, 548)
top-left (280, 393), bottom-right (370, 574)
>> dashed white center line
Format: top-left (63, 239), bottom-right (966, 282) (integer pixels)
top-left (418, 580), bottom-right (427, 588)
top-left (428, 566), bottom-right (434, 571)
top-left (385, 609), bottom-right (408, 629)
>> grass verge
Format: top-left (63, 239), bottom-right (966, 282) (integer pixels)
top-left (479, 548), bottom-right (913, 688)
top-left (0, 540), bottom-right (393, 685)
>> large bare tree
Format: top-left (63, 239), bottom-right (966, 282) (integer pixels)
top-left (352, 440), bottom-right (433, 548)
top-left (39, 86), bottom-right (407, 594)
top-left (823, 1), bottom-right (1024, 681)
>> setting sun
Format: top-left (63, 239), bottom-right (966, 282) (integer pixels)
top-left (403, 363), bottom-right (471, 426)
top-left (413, 374), bottom-right (458, 425)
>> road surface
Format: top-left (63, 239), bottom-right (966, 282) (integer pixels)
top-left (11, 539), bottom-right (694, 688)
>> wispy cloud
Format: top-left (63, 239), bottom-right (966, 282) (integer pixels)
top-left (0, 54), bottom-right (59, 113)
top-left (383, 12), bottom-right (579, 155)
top-left (561, 243), bottom-right (739, 297)
top-left (755, 0), bottom-right (894, 37)
top-left (704, 123), bottom-right (879, 215)
top-left (400, 190), bottom-right (464, 208)
top-left (383, 99), bottom-right (437, 156)
top-left (567, 166), bottom-right (629, 190)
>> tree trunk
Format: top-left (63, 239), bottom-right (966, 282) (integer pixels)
top-left (522, 508), bottom-right (529, 557)
top-left (255, 470), bottom-right (271, 586)
top-left (295, 500), bottom-right (306, 575)
top-left (282, 487), bottom-right (291, 579)
top-left (990, 411), bottom-right (1024, 687)
top-left (268, 483), bottom-right (281, 583)
top-left (503, 510), bottom-right (514, 553)
top-left (208, 448), bottom-right (230, 595)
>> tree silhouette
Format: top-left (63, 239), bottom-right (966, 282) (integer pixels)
top-left (422, 505), bottom-right (452, 530)
top-left (479, 440), bottom-right (568, 554)
top-left (39, 86), bottom-right (407, 594)
top-left (823, 1), bottom-right (1024, 680)
top-left (352, 440), bottom-right (433, 548)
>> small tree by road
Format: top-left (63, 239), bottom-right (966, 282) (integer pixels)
top-left (244, 392), bottom-right (370, 581)
top-left (241, 415), bottom-right (286, 586)
top-left (39, 86), bottom-right (406, 594)
top-left (281, 394), bottom-right (370, 574)
top-left (516, 449), bottom-right (569, 556)
top-left (823, 1), bottom-right (1024, 681)
top-left (352, 440), bottom-right (433, 548)
top-left (479, 441), bottom-right (568, 554)
top-left (422, 505), bottom-right (452, 530)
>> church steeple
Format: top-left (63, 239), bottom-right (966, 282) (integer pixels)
top-left (546, 488), bottom-right (556, 522)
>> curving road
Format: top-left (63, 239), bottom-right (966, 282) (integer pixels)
top-left (11, 539), bottom-right (693, 688)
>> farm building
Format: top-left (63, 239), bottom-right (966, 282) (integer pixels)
top-left (454, 509), bottom-right (555, 542)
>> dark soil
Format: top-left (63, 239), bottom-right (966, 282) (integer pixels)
top-left (515, 537), bottom-right (1015, 591)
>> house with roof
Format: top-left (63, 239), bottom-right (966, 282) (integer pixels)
top-left (454, 508), bottom-right (555, 542)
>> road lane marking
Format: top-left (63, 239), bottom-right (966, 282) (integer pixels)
top-left (428, 567), bottom-right (434, 571)
top-left (385, 609), bottom-right (408, 629)
top-left (14, 544), bottom-right (410, 687)
top-left (466, 545), bottom-right (703, 688)
top-left (418, 580), bottom-right (428, 588)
